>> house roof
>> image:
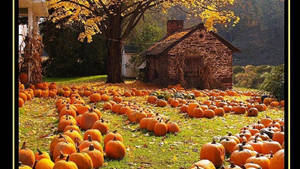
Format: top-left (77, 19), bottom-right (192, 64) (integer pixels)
top-left (144, 23), bottom-right (240, 56)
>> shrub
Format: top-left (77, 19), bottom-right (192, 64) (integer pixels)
top-left (259, 65), bottom-right (284, 100)
top-left (40, 21), bottom-right (107, 77)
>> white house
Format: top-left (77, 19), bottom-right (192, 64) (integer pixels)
top-left (122, 45), bottom-right (138, 78)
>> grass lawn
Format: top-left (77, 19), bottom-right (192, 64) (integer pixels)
top-left (19, 75), bottom-right (285, 169)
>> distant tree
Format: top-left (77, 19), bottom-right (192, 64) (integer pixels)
top-left (40, 20), bottom-right (107, 77)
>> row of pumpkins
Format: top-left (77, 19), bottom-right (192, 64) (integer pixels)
top-left (190, 116), bottom-right (284, 169)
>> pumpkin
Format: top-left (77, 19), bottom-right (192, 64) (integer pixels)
top-left (248, 137), bottom-right (263, 153)
top-left (140, 117), bottom-right (150, 129)
top-left (187, 103), bottom-right (199, 116)
top-left (52, 141), bottom-right (77, 160)
top-left (220, 138), bottom-right (237, 155)
top-left (50, 134), bottom-right (75, 156)
top-left (81, 144), bottom-right (104, 168)
top-left (223, 105), bottom-right (232, 113)
top-left (92, 119), bottom-right (109, 135)
top-left (19, 92), bottom-right (28, 102)
top-left (261, 116), bottom-right (273, 127)
top-left (101, 94), bottom-right (110, 101)
top-left (157, 99), bottom-right (168, 107)
top-left (232, 106), bottom-right (246, 114)
top-left (146, 117), bottom-right (160, 132)
top-left (18, 162), bottom-right (32, 169)
top-left (204, 109), bottom-right (215, 119)
top-left (69, 152), bottom-right (94, 169)
top-left (89, 93), bottom-right (101, 103)
top-left (120, 106), bottom-right (133, 115)
top-left (80, 109), bottom-right (99, 130)
top-left (83, 129), bottom-right (102, 143)
top-left (190, 159), bottom-right (216, 169)
top-left (35, 149), bottom-right (51, 161)
top-left (200, 139), bottom-right (225, 167)
top-left (58, 115), bottom-right (77, 132)
top-left (59, 105), bottom-right (77, 118)
top-left (135, 111), bottom-right (147, 122)
top-left (74, 104), bottom-right (90, 115)
top-left (64, 129), bottom-right (83, 143)
top-left (244, 163), bottom-right (263, 169)
top-left (105, 137), bottom-right (126, 160)
top-left (63, 124), bottom-right (81, 133)
top-left (19, 97), bottom-right (24, 107)
top-left (35, 158), bottom-right (54, 169)
top-left (270, 101), bottom-right (280, 107)
top-left (103, 102), bottom-right (112, 110)
top-left (246, 154), bottom-right (270, 169)
top-left (261, 140), bottom-right (282, 154)
top-left (53, 155), bottom-right (78, 169)
top-left (214, 108), bottom-right (225, 116)
top-left (247, 108), bottom-right (259, 117)
top-left (154, 119), bottom-right (168, 136)
top-left (269, 149), bottom-right (284, 169)
top-left (170, 99), bottom-right (180, 107)
top-left (192, 108), bottom-right (204, 118)
top-left (19, 142), bottom-right (35, 168)
top-left (180, 105), bottom-right (189, 113)
top-left (272, 127), bottom-right (284, 145)
top-left (147, 96), bottom-right (158, 104)
top-left (78, 135), bottom-right (103, 153)
top-left (230, 146), bottom-right (257, 167)
top-left (112, 103), bottom-right (122, 114)
top-left (104, 130), bottom-right (123, 146)
top-left (167, 121), bottom-right (180, 133)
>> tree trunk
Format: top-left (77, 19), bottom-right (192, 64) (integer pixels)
top-left (105, 12), bottom-right (124, 83)
top-left (106, 39), bottom-right (123, 83)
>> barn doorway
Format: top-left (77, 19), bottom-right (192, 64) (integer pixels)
top-left (184, 57), bottom-right (203, 88)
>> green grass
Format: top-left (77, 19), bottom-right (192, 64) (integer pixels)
top-left (18, 78), bottom-right (285, 169)
top-left (43, 75), bottom-right (108, 84)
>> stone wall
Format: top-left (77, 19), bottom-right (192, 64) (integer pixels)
top-left (167, 29), bottom-right (233, 90)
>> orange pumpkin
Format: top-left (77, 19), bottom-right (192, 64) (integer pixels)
top-left (200, 139), bottom-right (225, 167)
top-left (269, 149), bottom-right (284, 169)
top-left (105, 137), bottom-right (126, 160)
top-left (19, 142), bottom-right (35, 168)
top-left (104, 130), bottom-right (123, 146)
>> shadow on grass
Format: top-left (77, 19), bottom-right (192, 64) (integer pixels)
top-left (43, 75), bottom-right (108, 84)
top-left (43, 75), bottom-right (138, 85)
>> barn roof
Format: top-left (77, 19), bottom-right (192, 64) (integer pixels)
top-left (144, 23), bottom-right (240, 56)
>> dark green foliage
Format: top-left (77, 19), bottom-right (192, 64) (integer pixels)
top-left (233, 65), bottom-right (284, 100)
top-left (259, 65), bottom-right (284, 100)
top-left (233, 66), bottom-right (245, 74)
top-left (40, 21), bottom-right (107, 77)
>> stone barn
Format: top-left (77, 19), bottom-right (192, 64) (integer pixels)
top-left (144, 20), bottom-right (240, 90)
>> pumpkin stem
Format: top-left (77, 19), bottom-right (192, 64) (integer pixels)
top-left (212, 138), bottom-right (216, 144)
top-left (88, 135), bottom-right (92, 142)
top-left (256, 153), bottom-right (260, 157)
top-left (59, 133), bottom-right (64, 138)
top-left (227, 132), bottom-right (232, 136)
top-left (37, 148), bottom-right (43, 155)
top-left (89, 144), bottom-right (95, 151)
top-left (230, 163), bottom-right (235, 168)
top-left (238, 145), bottom-right (243, 151)
top-left (113, 130), bottom-right (118, 133)
top-left (21, 142), bottom-right (26, 149)
top-left (59, 151), bottom-right (65, 159)
top-left (66, 155), bottom-right (70, 162)
top-left (101, 118), bottom-right (104, 122)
